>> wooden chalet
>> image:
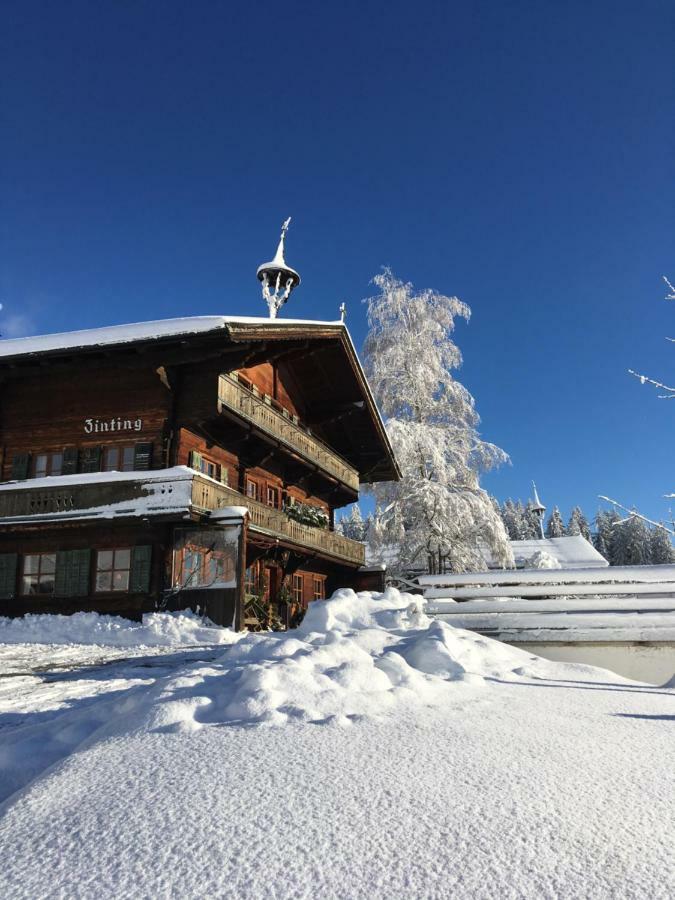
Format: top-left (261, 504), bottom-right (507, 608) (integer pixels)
top-left (0, 315), bottom-right (399, 628)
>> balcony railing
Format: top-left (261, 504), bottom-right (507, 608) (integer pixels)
top-left (0, 469), bottom-right (366, 567)
top-left (191, 477), bottom-right (365, 566)
top-left (217, 374), bottom-right (359, 492)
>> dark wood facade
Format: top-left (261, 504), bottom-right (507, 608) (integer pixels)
top-left (0, 319), bottom-right (398, 628)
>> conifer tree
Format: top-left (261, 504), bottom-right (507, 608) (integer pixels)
top-left (545, 506), bottom-right (565, 538)
top-left (649, 525), bottom-right (675, 564)
top-left (567, 506), bottom-right (591, 541)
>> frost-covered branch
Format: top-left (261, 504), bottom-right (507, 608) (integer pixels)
top-left (598, 495), bottom-right (675, 535)
top-left (627, 369), bottom-right (675, 398)
top-left (629, 275), bottom-right (675, 397)
top-left (664, 275), bottom-right (675, 301)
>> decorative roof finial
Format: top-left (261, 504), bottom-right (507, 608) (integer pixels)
top-left (339, 302), bottom-right (347, 323)
top-left (256, 217), bottom-right (301, 319)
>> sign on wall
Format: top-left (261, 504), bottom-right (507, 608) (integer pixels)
top-left (84, 418), bottom-right (143, 434)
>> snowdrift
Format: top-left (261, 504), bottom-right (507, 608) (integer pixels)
top-left (0, 587), bottom-right (648, 811)
top-left (0, 609), bottom-right (243, 648)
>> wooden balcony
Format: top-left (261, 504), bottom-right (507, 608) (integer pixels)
top-left (0, 469), bottom-right (366, 567)
top-left (217, 374), bottom-right (359, 492)
top-left (191, 477), bottom-right (366, 566)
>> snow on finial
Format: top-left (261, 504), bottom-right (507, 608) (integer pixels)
top-left (257, 218), bottom-right (301, 319)
top-left (272, 217), bottom-right (292, 267)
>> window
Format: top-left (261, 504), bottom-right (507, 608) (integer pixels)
top-left (188, 450), bottom-right (219, 480)
top-left (244, 563), bottom-right (259, 595)
top-left (103, 447), bottom-right (119, 471)
top-left (313, 577), bottom-right (325, 601)
top-left (101, 446), bottom-right (135, 472)
top-left (173, 529), bottom-right (239, 590)
top-left (33, 453), bottom-right (63, 479)
top-left (121, 447), bottom-right (135, 472)
top-left (246, 480), bottom-right (259, 501)
top-left (292, 574), bottom-right (303, 604)
top-left (266, 486), bottom-right (279, 508)
top-left (95, 548), bottom-right (131, 592)
top-left (21, 553), bottom-right (56, 595)
top-left (199, 458), bottom-right (218, 479)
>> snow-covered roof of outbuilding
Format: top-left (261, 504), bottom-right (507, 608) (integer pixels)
top-left (0, 316), bottom-right (343, 360)
top-left (484, 535), bottom-right (609, 570)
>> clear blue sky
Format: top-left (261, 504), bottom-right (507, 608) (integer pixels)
top-left (2, 1), bottom-right (674, 525)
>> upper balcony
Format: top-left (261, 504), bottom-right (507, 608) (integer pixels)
top-left (0, 468), bottom-right (366, 567)
top-left (217, 374), bottom-right (359, 493)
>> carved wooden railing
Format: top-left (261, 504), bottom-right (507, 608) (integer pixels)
top-left (217, 374), bottom-right (359, 492)
top-left (0, 470), bottom-right (366, 567)
top-left (191, 477), bottom-right (365, 566)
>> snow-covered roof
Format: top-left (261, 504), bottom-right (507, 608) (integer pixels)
top-left (0, 316), bottom-right (343, 360)
top-left (489, 536), bottom-right (608, 569)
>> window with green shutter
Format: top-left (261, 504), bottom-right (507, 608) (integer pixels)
top-left (62, 447), bottom-right (79, 475)
top-left (130, 545), bottom-right (152, 593)
top-left (55, 549), bottom-right (92, 597)
top-left (79, 447), bottom-right (101, 473)
top-left (11, 453), bottom-right (31, 480)
top-left (188, 450), bottom-right (203, 471)
top-left (0, 553), bottom-right (18, 599)
top-left (134, 443), bottom-right (153, 471)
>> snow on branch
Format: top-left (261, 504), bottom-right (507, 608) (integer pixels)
top-left (664, 275), bottom-right (675, 301)
top-left (598, 495), bottom-right (675, 535)
top-left (627, 370), bottom-right (675, 398)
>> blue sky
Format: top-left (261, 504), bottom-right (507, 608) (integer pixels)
top-left (2, 1), bottom-right (674, 525)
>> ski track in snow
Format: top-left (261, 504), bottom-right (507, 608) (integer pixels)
top-left (0, 590), bottom-right (673, 899)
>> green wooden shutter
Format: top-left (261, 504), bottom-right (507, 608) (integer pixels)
top-left (130, 545), bottom-right (152, 593)
top-left (133, 442), bottom-right (153, 471)
top-left (79, 447), bottom-right (101, 473)
top-left (55, 549), bottom-right (91, 597)
top-left (62, 447), bottom-right (79, 475)
top-left (71, 549), bottom-right (91, 596)
top-left (0, 553), bottom-right (18, 599)
top-left (11, 453), bottom-right (31, 480)
top-left (55, 550), bottom-right (69, 596)
top-left (188, 450), bottom-right (202, 472)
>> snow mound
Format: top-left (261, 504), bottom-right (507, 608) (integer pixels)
top-left (135, 589), bottom-right (561, 732)
top-left (0, 610), bottom-right (242, 648)
top-left (526, 549), bottom-right (561, 569)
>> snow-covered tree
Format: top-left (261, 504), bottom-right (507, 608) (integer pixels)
top-left (524, 501), bottom-right (543, 539)
top-left (500, 499), bottom-right (521, 540)
top-left (567, 506), bottom-right (591, 541)
top-left (363, 269), bottom-right (512, 574)
top-left (545, 506), bottom-right (565, 538)
top-left (593, 511), bottom-right (612, 562)
top-left (611, 514), bottom-right (652, 566)
top-left (339, 504), bottom-right (368, 542)
top-left (649, 525), bottom-right (675, 564)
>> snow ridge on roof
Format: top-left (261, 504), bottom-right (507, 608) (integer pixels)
top-left (0, 315), bottom-right (344, 360)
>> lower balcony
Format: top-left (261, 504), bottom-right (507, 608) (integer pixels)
top-left (191, 477), bottom-right (366, 566)
top-left (0, 467), bottom-right (366, 567)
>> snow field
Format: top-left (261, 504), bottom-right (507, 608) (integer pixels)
top-left (0, 588), bottom-right (673, 898)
